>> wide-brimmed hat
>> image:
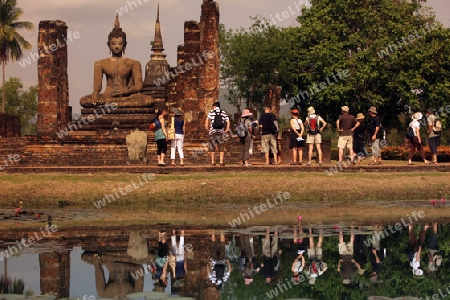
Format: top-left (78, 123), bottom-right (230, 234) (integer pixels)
top-left (307, 106), bottom-right (315, 114)
top-left (412, 112), bottom-right (423, 120)
top-left (309, 277), bottom-right (316, 285)
top-left (356, 113), bottom-right (365, 120)
top-left (341, 106), bottom-right (349, 112)
top-left (343, 278), bottom-right (351, 285)
top-left (241, 109), bottom-right (253, 117)
top-left (368, 106), bottom-right (378, 114)
top-left (358, 269), bottom-right (365, 275)
top-left (291, 108), bottom-right (299, 115)
top-left (244, 277), bottom-right (253, 285)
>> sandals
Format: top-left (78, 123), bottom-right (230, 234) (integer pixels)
top-left (290, 162), bottom-right (298, 165)
top-left (369, 161), bottom-right (377, 165)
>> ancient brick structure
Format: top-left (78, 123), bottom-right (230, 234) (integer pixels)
top-left (39, 251), bottom-right (70, 298)
top-left (0, 113), bottom-right (21, 137)
top-left (36, 20), bottom-right (70, 138)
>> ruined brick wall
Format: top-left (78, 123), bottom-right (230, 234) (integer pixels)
top-left (39, 251), bottom-right (70, 298)
top-left (36, 20), bottom-right (69, 138)
top-left (198, 0), bottom-right (220, 136)
top-left (168, 21), bottom-right (202, 137)
top-left (0, 113), bottom-right (21, 137)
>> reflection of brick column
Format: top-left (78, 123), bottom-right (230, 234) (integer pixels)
top-left (198, 0), bottom-right (220, 135)
top-left (36, 20), bottom-right (69, 137)
top-left (39, 251), bottom-right (70, 298)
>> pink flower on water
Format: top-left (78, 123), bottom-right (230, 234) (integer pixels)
top-left (297, 216), bottom-right (302, 221)
top-left (431, 199), bottom-right (437, 206)
top-left (334, 225), bottom-right (339, 229)
top-left (298, 238), bottom-right (303, 243)
top-left (441, 198), bottom-right (446, 204)
top-left (15, 207), bottom-right (21, 213)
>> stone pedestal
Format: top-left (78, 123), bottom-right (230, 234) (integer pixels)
top-left (126, 129), bottom-right (148, 165)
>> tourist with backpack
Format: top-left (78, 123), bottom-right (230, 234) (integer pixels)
top-left (426, 108), bottom-right (440, 164)
top-left (237, 109), bottom-right (253, 167)
top-left (289, 108), bottom-right (305, 165)
top-left (407, 112), bottom-right (431, 165)
top-left (204, 102), bottom-right (230, 166)
top-left (352, 113), bottom-right (367, 165)
top-left (304, 106), bottom-right (327, 166)
top-left (259, 105), bottom-right (279, 165)
top-left (368, 106), bottom-right (383, 165)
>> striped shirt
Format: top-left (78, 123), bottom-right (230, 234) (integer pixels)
top-left (209, 260), bottom-right (230, 284)
top-left (207, 109), bottom-right (229, 135)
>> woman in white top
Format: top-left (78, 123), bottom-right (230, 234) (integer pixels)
top-left (289, 108), bottom-right (305, 165)
top-left (408, 112), bottom-right (430, 165)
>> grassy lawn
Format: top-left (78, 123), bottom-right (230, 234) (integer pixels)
top-left (0, 171), bottom-right (449, 227)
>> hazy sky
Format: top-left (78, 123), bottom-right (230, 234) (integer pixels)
top-left (5, 0), bottom-right (450, 114)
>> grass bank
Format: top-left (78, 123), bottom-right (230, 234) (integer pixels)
top-left (0, 171), bottom-right (449, 227)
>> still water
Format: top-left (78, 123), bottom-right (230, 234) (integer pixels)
top-left (0, 221), bottom-right (448, 300)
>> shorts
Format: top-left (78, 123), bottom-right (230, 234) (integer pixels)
top-left (290, 131), bottom-right (305, 148)
top-left (208, 132), bottom-right (226, 152)
top-left (306, 133), bottom-right (322, 144)
top-left (210, 241), bottom-right (226, 261)
top-left (371, 138), bottom-right (381, 156)
top-left (338, 242), bottom-right (354, 255)
top-left (307, 247), bottom-right (323, 260)
top-left (428, 136), bottom-right (439, 154)
top-left (261, 134), bottom-right (278, 153)
top-left (338, 135), bottom-right (353, 149)
top-left (353, 139), bottom-right (365, 155)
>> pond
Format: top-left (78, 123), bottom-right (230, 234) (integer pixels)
top-left (0, 221), bottom-right (448, 300)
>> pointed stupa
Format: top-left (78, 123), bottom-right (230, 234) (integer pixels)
top-left (143, 3), bottom-right (170, 93)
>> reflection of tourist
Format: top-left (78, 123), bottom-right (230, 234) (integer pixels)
top-left (291, 226), bottom-right (306, 282)
top-left (80, 15), bottom-right (153, 108)
top-left (154, 232), bottom-right (170, 287)
top-left (155, 108), bottom-right (168, 166)
top-left (208, 231), bottom-right (232, 290)
top-left (337, 228), bottom-right (363, 285)
top-left (260, 229), bottom-right (280, 283)
top-left (408, 112), bottom-right (431, 165)
top-left (305, 227), bottom-right (327, 285)
top-left (427, 222), bottom-right (442, 274)
top-left (170, 111), bottom-right (185, 166)
top-left (205, 102), bottom-right (230, 166)
top-left (170, 230), bottom-right (187, 279)
top-left (289, 108), bottom-right (305, 165)
top-left (408, 225), bottom-right (427, 276)
top-left (239, 233), bottom-right (258, 285)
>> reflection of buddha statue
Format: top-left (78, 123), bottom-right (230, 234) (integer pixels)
top-left (80, 14), bottom-right (154, 108)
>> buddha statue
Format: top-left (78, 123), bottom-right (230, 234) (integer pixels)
top-left (80, 15), bottom-right (154, 108)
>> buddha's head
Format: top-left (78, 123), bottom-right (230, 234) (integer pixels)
top-left (107, 14), bottom-right (127, 55)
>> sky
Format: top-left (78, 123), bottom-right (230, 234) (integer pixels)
top-left (5, 0), bottom-right (450, 114)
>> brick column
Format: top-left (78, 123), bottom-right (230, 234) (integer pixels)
top-left (36, 20), bottom-right (69, 137)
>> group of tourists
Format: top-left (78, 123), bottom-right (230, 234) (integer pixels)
top-left (152, 102), bottom-right (442, 166)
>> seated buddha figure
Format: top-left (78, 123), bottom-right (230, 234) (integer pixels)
top-left (80, 15), bottom-right (154, 108)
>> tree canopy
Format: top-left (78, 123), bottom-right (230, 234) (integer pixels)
top-left (0, 0), bottom-right (33, 113)
top-left (220, 0), bottom-right (450, 128)
top-left (1, 77), bottom-right (38, 135)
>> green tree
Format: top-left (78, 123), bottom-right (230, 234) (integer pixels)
top-left (1, 77), bottom-right (38, 135)
top-left (220, 17), bottom-right (292, 111)
top-left (286, 0), bottom-right (450, 127)
top-left (0, 0), bottom-right (33, 113)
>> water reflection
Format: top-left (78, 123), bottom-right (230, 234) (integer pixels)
top-left (0, 222), bottom-right (448, 299)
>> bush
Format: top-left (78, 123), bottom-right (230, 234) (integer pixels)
top-left (382, 145), bottom-right (450, 162)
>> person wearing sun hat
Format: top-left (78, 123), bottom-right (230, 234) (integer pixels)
top-left (238, 109), bottom-right (254, 167)
top-left (407, 112), bottom-right (431, 165)
top-left (368, 106), bottom-right (383, 165)
top-left (289, 107), bottom-right (305, 165)
top-left (352, 113), bottom-right (367, 165)
top-left (336, 105), bottom-right (358, 166)
top-left (304, 106), bottom-right (327, 166)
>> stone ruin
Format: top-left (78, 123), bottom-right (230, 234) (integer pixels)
top-left (0, 0), bottom-right (222, 166)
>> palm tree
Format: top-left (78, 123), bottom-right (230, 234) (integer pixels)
top-left (0, 0), bottom-right (33, 113)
